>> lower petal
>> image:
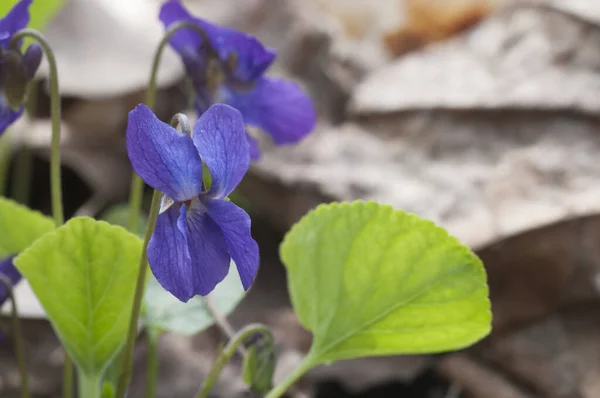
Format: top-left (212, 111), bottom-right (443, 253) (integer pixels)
top-left (204, 199), bottom-right (259, 290)
top-left (148, 204), bottom-right (194, 302)
top-left (186, 200), bottom-right (231, 296)
top-left (221, 76), bottom-right (316, 145)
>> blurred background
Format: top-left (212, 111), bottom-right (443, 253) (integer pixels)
top-left (2, 0), bottom-right (600, 396)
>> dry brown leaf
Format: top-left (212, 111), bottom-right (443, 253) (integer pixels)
top-left (384, 0), bottom-right (496, 57)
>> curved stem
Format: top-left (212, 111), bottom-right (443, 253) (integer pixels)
top-left (116, 188), bottom-right (161, 398)
top-left (128, 21), bottom-right (215, 232)
top-left (10, 29), bottom-right (63, 226)
top-left (264, 355), bottom-right (315, 398)
top-left (0, 275), bottom-right (30, 398)
top-left (194, 324), bottom-right (273, 398)
top-left (11, 28), bottom-right (71, 398)
top-left (170, 113), bottom-right (192, 136)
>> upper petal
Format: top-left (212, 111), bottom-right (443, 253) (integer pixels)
top-left (126, 104), bottom-right (203, 201)
top-left (192, 103), bottom-right (249, 199)
top-left (0, 0), bottom-right (32, 48)
top-left (159, 0), bottom-right (218, 74)
top-left (214, 26), bottom-right (276, 83)
top-left (159, 0), bottom-right (203, 53)
top-left (0, 97), bottom-right (23, 136)
top-left (185, 200), bottom-right (231, 296)
top-left (148, 204), bottom-right (194, 302)
top-left (159, 1), bottom-right (274, 83)
top-left (205, 199), bottom-right (259, 291)
top-left (221, 77), bottom-right (316, 145)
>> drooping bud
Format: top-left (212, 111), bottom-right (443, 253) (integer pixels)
top-left (1, 44), bottom-right (41, 109)
top-left (242, 333), bottom-right (277, 394)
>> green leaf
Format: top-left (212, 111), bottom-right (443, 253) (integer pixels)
top-left (0, 197), bottom-right (54, 258)
top-left (280, 201), bottom-right (491, 365)
top-left (1, 0), bottom-right (65, 32)
top-left (14, 217), bottom-right (143, 377)
top-left (0, 0), bottom-right (65, 30)
top-left (143, 261), bottom-right (245, 335)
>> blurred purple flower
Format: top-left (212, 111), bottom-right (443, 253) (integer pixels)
top-left (159, 0), bottom-right (316, 158)
top-left (0, 0), bottom-right (42, 135)
top-left (0, 256), bottom-right (21, 306)
top-left (126, 103), bottom-right (259, 302)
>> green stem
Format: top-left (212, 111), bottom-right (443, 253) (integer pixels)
top-left (77, 372), bottom-right (100, 398)
top-left (146, 329), bottom-right (160, 398)
top-left (11, 29), bottom-right (71, 398)
top-left (12, 81), bottom-right (39, 205)
top-left (11, 29), bottom-right (63, 226)
top-left (0, 130), bottom-right (13, 197)
top-left (12, 138), bottom-right (33, 204)
top-left (116, 189), bottom-right (161, 398)
top-left (127, 20), bottom-right (217, 232)
top-left (0, 275), bottom-right (30, 398)
top-left (127, 176), bottom-right (145, 232)
top-left (264, 355), bottom-right (315, 398)
top-left (194, 324), bottom-right (273, 398)
top-left (62, 357), bottom-right (73, 398)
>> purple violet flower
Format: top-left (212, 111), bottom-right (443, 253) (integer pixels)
top-left (0, 0), bottom-right (42, 135)
top-left (126, 103), bottom-right (259, 302)
top-left (159, 0), bottom-right (316, 159)
top-left (0, 256), bottom-right (21, 305)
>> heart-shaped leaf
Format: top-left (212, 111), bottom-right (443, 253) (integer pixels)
top-left (14, 217), bottom-right (142, 378)
top-left (0, 197), bottom-right (54, 258)
top-left (280, 201), bottom-right (491, 365)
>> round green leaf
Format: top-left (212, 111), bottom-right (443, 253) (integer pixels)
top-left (280, 201), bottom-right (491, 364)
top-left (14, 217), bottom-right (143, 377)
top-left (0, 197), bottom-right (54, 257)
top-left (143, 261), bottom-right (246, 335)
